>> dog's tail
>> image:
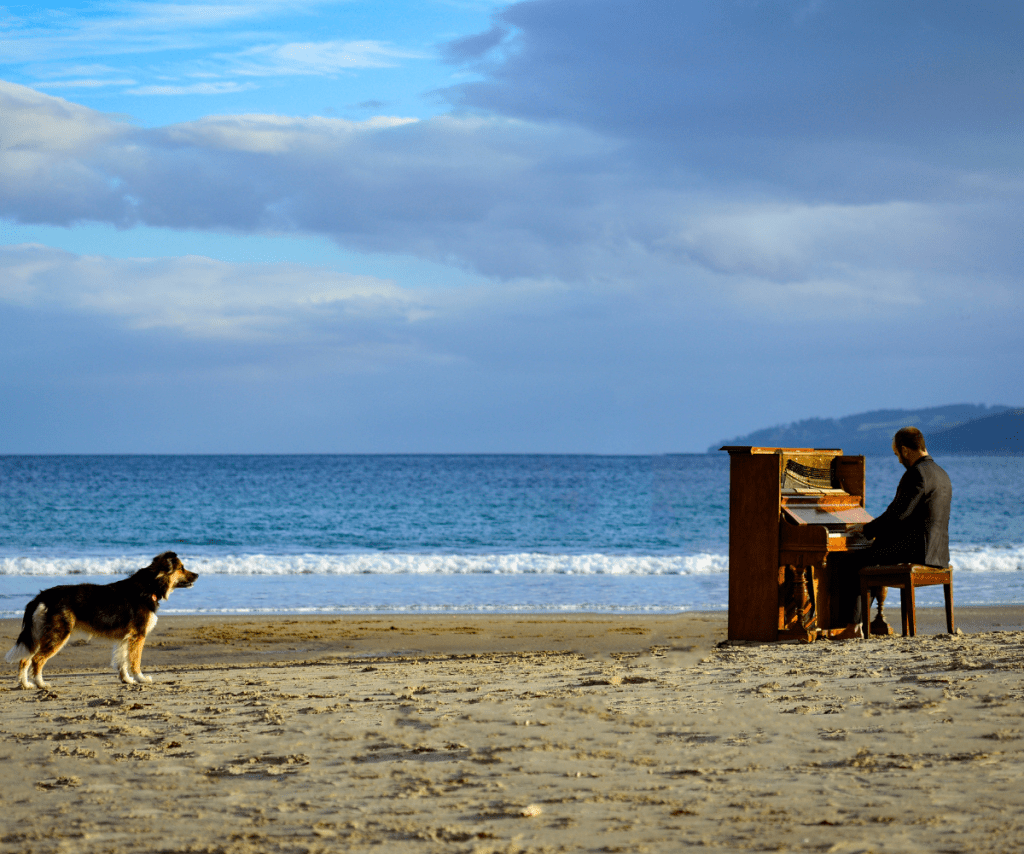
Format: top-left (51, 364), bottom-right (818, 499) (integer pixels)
top-left (4, 596), bottom-right (42, 663)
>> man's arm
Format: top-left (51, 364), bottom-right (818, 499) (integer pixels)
top-left (863, 464), bottom-right (927, 542)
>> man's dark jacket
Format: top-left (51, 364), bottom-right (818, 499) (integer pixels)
top-left (863, 456), bottom-right (952, 567)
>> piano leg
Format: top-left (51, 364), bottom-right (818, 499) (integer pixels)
top-left (780, 565), bottom-right (817, 643)
top-left (868, 586), bottom-right (894, 637)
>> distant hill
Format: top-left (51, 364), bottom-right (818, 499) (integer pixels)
top-left (927, 408), bottom-right (1024, 455)
top-left (711, 404), bottom-right (1021, 455)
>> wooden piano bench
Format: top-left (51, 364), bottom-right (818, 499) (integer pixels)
top-left (859, 564), bottom-right (954, 638)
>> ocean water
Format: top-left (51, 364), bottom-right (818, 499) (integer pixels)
top-left (1, 454), bottom-right (1022, 616)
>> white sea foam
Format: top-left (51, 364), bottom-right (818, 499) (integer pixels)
top-left (0, 552), bottom-right (730, 577)
top-left (1, 547), bottom-right (1022, 578)
top-left (950, 545), bottom-right (1024, 573)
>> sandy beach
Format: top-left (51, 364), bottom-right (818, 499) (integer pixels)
top-left (2, 607), bottom-right (1024, 853)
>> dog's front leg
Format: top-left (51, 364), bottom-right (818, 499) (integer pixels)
top-left (113, 635), bottom-right (150, 684)
top-left (113, 638), bottom-right (132, 683)
top-left (128, 633), bottom-right (153, 684)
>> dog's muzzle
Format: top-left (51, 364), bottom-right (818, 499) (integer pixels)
top-left (177, 571), bottom-right (199, 589)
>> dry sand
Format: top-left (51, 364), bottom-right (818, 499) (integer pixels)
top-left (2, 608), bottom-right (1024, 853)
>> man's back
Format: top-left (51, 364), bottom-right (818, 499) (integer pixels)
top-left (865, 456), bottom-right (951, 567)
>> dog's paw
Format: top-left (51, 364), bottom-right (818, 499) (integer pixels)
top-left (120, 671), bottom-right (153, 685)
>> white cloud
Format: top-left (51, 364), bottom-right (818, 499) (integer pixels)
top-left (0, 2), bottom-right (332, 62)
top-left (2, 78), bottom-right (1020, 322)
top-left (669, 201), bottom-right (955, 284)
top-left (37, 77), bottom-right (138, 89)
top-left (0, 79), bottom-right (122, 151)
top-left (127, 80), bottom-right (259, 96)
top-left (730, 271), bottom-right (925, 317)
top-left (0, 1), bottom-right (433, 104)
top-left (158, 113), bottom-right (418, 153)
top-left (235, 40), bottom-right (427, 76)
top-left (0, 243), bottom-right (421, 340)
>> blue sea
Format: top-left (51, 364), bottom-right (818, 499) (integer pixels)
top-left (1, 454), bottom-right (1022, 616)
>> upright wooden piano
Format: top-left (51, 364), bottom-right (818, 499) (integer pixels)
top-left (721, 446), bottom-right (873, 642)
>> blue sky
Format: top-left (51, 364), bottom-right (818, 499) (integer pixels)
top-left (1, 0), bottom-right (1022, 453)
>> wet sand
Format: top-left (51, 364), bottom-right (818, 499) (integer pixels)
top-left (2, 608), bottom-right (1023, 853)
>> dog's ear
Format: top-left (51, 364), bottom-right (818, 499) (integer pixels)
top-left (150, 552), bottom-right (181, 574)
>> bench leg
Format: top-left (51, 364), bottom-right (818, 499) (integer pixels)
top-left (944, 583), bottom-right (955, 634)
top-left (906, 582), bottom-right (917, 637)
top-left (899, 587), bottom-right (910, 636)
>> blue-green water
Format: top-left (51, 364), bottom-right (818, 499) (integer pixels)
top-left (1, 454), bottom-right (1021, 614)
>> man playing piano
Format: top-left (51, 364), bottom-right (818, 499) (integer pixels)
top-left (830, 426), bottom-right (952, 638)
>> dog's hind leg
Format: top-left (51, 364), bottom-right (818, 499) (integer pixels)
top-left (29, 618), bottom-right (74, 690)
top-left (6, 602), bottom-right (44, 689)
top-left (7, 642), bottom-right (36, 689)
top-left (14, 655), bottom-right (33, 689)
